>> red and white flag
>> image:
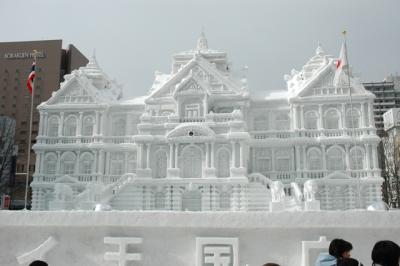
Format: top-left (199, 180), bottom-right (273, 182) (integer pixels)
top-left (26, 60), bottom-right (36, 95)
top-left (333, 42), bottom-right (349, 88)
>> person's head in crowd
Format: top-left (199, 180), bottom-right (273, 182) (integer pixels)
top-left (372, 240), bottom-right (400, 266)
top-left (337, 257), bottom-right (363, 266)
top-left (262, 263), bottom-right (280, 266)
top-left (29, 261), bottom-right (48, 266)
top-left (329, 238), bottom-right (353, 259)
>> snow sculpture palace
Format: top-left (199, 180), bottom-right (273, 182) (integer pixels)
top-left (31, 33), bottom-right (383, 211)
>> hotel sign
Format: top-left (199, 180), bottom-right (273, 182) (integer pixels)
top-left (4, 51), bottom-right (46, 59)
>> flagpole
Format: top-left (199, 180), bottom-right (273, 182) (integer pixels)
top-left (342, 31), bottom-right (362, 208)
top-left (23, 50), bottom-right (37, 210)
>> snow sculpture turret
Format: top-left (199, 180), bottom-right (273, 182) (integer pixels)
top-left (197, 31), bottom-right (209, 51)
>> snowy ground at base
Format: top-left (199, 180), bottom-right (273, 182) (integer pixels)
top-left (0, 210), bottom-right (399, 266)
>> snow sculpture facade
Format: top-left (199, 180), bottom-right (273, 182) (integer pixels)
top-left (31, 33), bottom-right (382, 211)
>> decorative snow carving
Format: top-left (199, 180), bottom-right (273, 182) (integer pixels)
top-left (271, 181), bottom-right (285, 203)
top-left (291, 182), bottom-right (303, 205)
top-left (17, 236), bottom-right (58, 265)
top-left (303, 180), bottom-right (318, 202)
top-left (196, 237), bottom-right (239, 266)
top-left (104, 237), bottom-right (143, 266)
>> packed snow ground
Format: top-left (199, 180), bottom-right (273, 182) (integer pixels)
top-left (1, 211), bottom-right (399, 266)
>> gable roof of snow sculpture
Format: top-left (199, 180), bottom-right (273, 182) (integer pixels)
top-left (146, 33), bottom-right (248, 104)
top-left (39, 55), bottom-right (123, 108)
top-left (284, 44), bottom-right (374, 99)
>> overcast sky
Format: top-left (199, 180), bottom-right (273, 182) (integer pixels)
top-left (1, 0), bottom-right (399, 98)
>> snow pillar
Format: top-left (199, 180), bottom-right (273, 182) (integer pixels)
top-left (293, 104), bottom-right (298, 129)
top-left (271, 148), bottom-right (276, 172)
top-left (58, 112), bottom-right (64, 137)
top-left (98, 150), bottom-right (105, 174)
top-left (321, 145), bottom-right (326, 172)
top-left (372, 144), bottom-right (379, 170)
top-left (365, 144), bottom-right (371, 171)
top-left (345, 144), bottom-right (350, 170)
top-left (368, 102), bottom-right (374, 127)
top-left (318, 104), bottom-right (323, 130)
top-left (146, 144), bottom-right (151, 169)
top-left (302, 145), bottom-right (307, 171)
top-left (360, 103), bottom-right (366, 128)
top-left (239, 143), bottom-right (244, 168)
top-left (211, 142), bottom-right (215, 168)
top-left (169, 143), bottom-right (174, 168)
top-left (174, 144), bottom-right (179, 169)
top-left (300, 105), bottom-right (304, 129)
top-left (206, 143), bottom-right (210, 168)
top-left (77, 112), bottom-right (83, 137)
top-left (231, 142), bottom-right (236, 168)
top-left (94, 150), bottom-right (98, 175)
top-left (35, 151), bottom-right (42, 174)
top-left (341, 103), bottom-right (347, 130)
top-left (95, 111), bottom-right (100, 135)
top-left (56, 151), bottom-right (61, 174)
top-left (75, 151), bottom-right (80, 175)
top-left (295, 145), bottom-right (300, 177)
top-left (38, 112), bottom-right (44, 136)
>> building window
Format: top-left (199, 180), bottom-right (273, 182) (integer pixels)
top-left (275, 113), bottom-right (289, 130)
top-left (127, 153), bottom-right (137, 173)
top-left (185, 104), bottom-right (200, 118)
top-left (82, 116), bottom-right (95, 136)
top-left (305, 111), bottom-right (318, 129)
top-left (110, 153), bottom-right (124, 175)
top-left (111, 117), bottom-right (126, 136)
top-left (346, 109), bottom-right (361, 128)
top-left (308, 149), bottom-right (322, 170)
top-left (255, 149), bottom-right (271, 173)
top-left (44, 153), bottom-right (57, 175)
top-left (61, 152), bottom-right (76, 175)
top-left (275, 150), bottom-right (290, 171)
top-left (48, 116), bottom-right (59, 137)
top-left (350, 148), bottom-right (364, 170)
top-left (80, 153), bottom-right (93, 174)
top-left (325, 109), bottom-right (340, 129)
top-left (63, 116), bottom-right (77, 136)
top-left (327, 147), bottom-right (345, 171)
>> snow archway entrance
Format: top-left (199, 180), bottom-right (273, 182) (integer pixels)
top-left (181, 146), bottom-right (203, 178)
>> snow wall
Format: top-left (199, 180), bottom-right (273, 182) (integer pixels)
top-left (0, 211), bottom-right (399, 266)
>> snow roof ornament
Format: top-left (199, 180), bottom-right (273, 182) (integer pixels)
top-left (40, 52), bottom-right (123, 107)
top-left (315, 42), bottom-right (324, 56)
top-left (197, 30), bottom-right (209, 52)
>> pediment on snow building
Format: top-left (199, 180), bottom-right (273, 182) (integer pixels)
top-left (166, 123), bottom-right (215, 142)
top-left (45, 75), bottom-right (98, 105)
top-left (146, 55), bottom-right (246, 102)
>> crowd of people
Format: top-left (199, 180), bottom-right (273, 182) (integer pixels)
top-left (263, 239), bottom-right (400, 266)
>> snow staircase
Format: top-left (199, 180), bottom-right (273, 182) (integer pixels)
top-left (247, 183), bottom-right (271, 211)
top-left (284, 196), bottom-right (302, 211)
top-left (110, 183), bottom-right (143, 210)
